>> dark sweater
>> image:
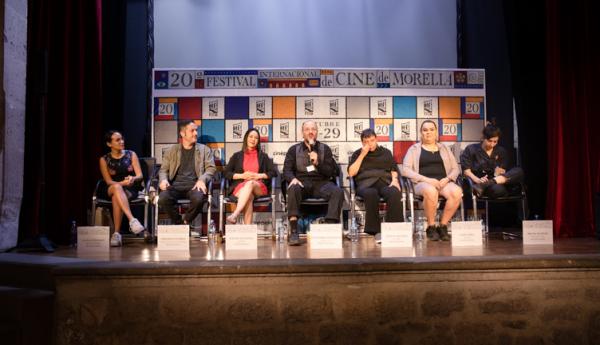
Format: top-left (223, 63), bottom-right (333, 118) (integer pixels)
top-left (349, 146), bottom-right (398, 189)
top-left (282, 141), bottom-right (338, 183)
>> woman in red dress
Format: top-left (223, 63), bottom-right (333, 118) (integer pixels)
top-left (223, 128), bottom-right (277, 224)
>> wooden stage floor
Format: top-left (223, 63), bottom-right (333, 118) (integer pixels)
top-left (8, 233), bottom-right (600, 264)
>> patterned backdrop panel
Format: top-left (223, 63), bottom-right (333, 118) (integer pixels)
top-left (152, 68), bottom-right (486, 224)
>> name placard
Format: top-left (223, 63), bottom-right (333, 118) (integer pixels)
top-left (451, 221), bottom-right (483, 247)
top-left (77, 226), bottom-right (109, 252)
top-left (309, 224), bottom-right (343, 249)
top-left (157, 225), bottom-right (190, 251)
top-left (523, 220), bottom-right (554, 245)
top-left (381, 222), bottom-right (413, 248)
top-left (226, 224), bottom-right (258, 250)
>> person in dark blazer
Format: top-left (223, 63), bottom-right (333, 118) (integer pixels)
top-left (223, 128), bottom-right (277, 224)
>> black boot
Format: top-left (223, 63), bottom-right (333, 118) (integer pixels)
top-left (288, 219), bottom-right (301, 246)
top-left (472, 179), bottom-right (495, 197)
top-left (437, 224), bottom-right (451, 241)
top-left (426, 225), bottom-right (440, 241)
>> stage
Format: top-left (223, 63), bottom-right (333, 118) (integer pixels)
top-left (1, 235), bottom-right (600, 345)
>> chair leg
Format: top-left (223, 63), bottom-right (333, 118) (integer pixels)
top-left (219, 197), bottom-right (224, 235)
top-left (460, 198), bottom-right (465, 221)
top-left (143, 204), bottom-right (148, 232)
top-left (206, 196), bottom-right (212, 238)
top-left (402, 197), bottom-right (407, 223)
top-left (409, 194), bottom-right (415, 234)
top-left (271, 195), bottom-right (276, 239)
top-left (485, 201), bottom-right (489, 233)
top-left (154, 200), bottom-right (159, 240)
top-left (472, 195), bottom-right (478, 220)
top-left (90, 201), bottom-right (97, 226)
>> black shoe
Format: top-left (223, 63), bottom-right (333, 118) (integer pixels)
top-left (472, 180), bottom-right (495, 197)
top-left (437, 224), bottom-right (451, 241)
top-left (426, 225), bottom-right (440, 241)
top-left (288, 231), bottom-right (301, 246)
top-left (288, 220), bottom-right (301, 246)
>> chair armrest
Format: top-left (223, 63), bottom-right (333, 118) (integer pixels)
top-left (219, 175), bottom-right (226, 196)
top-left (335, 165), bottom-right (343, 187)
top-left (93, 179), bottom-right (103, 198)
top-left (519, 181), bottom-right (527, 197)
top-left (462, 175), bottom-right (476, 197)
top-left (280, 179), bottom-right (288, 202)
top-left (208, 178), bottom-right (215, 194)
top-left (349, 176), bottom-right (356, 195)
top-left (400, 176), bottom-right (414, 196)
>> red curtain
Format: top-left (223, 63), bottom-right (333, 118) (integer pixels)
top-left (546, 0), bottom-right (600, 237)
top-left (21, 0), bottom-right (104, 243)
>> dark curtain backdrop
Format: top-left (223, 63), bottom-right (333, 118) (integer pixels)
top-left (545, 0), bottom-right (600, 237)
top-left (20, 0), bottom-right (104, 243)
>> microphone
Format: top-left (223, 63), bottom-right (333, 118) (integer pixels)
top-left (307, 139), bottom-right (317, 164)
top-left (307, 139), bottom-right (315, 152)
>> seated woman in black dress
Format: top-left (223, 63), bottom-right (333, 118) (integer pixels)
top-left (98, 130), bottom-right (145, 247)
top-left (223, 128), bottom-right (277, 225)
top-left (460, 121), bottom-right (524, 197)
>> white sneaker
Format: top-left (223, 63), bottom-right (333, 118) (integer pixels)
top-left (129, 218), bottom-right (145, 234)
top-left (374, 233), bottom-right (382, 244)
top-left (110, 232), bottom-right (122, 247)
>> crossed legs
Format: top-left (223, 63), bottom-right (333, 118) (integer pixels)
top-left (108, 184), bottom-right (134, 233)
top-left (227, 181), bottom-right (266, 224)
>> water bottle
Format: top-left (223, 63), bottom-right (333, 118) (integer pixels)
top-left (416, 217), bottom-right (425, 241)
top-left (276, 217), bottom-right (286, 243)
top-left (350, 217), bottom-right (359, 242)
top-left (208, 219), bottom-right (216, 242)
top-left (70, 220), bottom-right (77, 248)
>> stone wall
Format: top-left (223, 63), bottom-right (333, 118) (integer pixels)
top-left (53, 268), bottom-right (600, 345)
top-left (0, 0), bottom-right (27, 251)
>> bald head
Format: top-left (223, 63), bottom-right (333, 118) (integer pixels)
top-left (301, 121), bottom-right (318, 143)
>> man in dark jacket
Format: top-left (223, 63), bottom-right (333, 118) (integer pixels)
top-left (283, 121), bottom-right (344, 245)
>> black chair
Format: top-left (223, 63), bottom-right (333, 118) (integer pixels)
top-left (91, 157), bottom-right (156, 236)
top-left (348, 175), bottom-right (407, 230)
top-left (218, 169), bottom-right (278, 238)
top-left (280, 165), bottom-right (344, 226)
top-left (402, 176), bottom-right (465, 234)
top-left (152, 170), bottom-right (215, 240)
top-left (463, 176), bottom-right (528, 233)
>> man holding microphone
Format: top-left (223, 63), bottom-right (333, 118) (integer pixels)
top-left (283, 121), bottom-right (344, 245)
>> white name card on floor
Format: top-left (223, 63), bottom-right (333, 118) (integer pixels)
top-left (523, 220), bottom-right (554, 245)
top-left (451, 221), bottom-right (483, 247)
top-left (157, 225), bottom-right (190, 251)
top-left (381, 222), bottom-right (413, 247)
top-left (77, 226), bottom-right (109, 251)
top-left (226, 224), bottom-right (258, 250)
top-left (310, 224), bottom-right (342, 249)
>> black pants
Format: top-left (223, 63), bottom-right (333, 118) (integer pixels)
top-left (158, 185), bottom-right (206, 224)
top-left (287, 180), bottom-right (344, 222)
top-left (357, 180), bottom-right (404, 234)
top-left (483, 167), bottom-right (525, 198)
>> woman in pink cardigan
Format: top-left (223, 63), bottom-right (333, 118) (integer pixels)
top-left (402, 120), bottom-right (462, 241)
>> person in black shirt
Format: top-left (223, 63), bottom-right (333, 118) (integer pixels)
top-left (283, 121), bottom-right (344, 245)
top-left (348, 129), bottom-right (403, 241)
top-left (460, 122), bottom-right (524, 197)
